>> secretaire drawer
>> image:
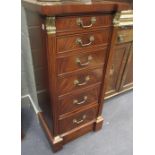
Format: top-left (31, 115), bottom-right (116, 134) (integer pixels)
top-left (59, 87), bottom-right (99, 115)
top-left (58, 68), bottom-right (103, 95)
top-left (56, 29), bottom-right (111, 53)
top-left (59, 106), bottom-right (98, 134)
top-left (57, 48), bottom-right (107, 75)
top-left (115, 28), bottom-right (133, 44)
top-left (56, 15), bottom-right (113, 33)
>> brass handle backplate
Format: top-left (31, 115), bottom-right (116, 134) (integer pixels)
top-left (76, 55), bottom-right (93, 67)
top-left (76, 17), bottom-right (96, 28)
top-left (74, 76), bottom-right (90, 86)
top-left (73, 115), bottom-right (86, 124)
top-left (76, 36), bottom-right (94, 47)
top-left (73, 96), bottom-right (88, 105)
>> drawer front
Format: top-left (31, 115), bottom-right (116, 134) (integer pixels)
top-left (59, 106), bottom-right (98, 133)
top-left (58, 68), bottom-right (103, 95)
top-left (115, 28), bottom-right (133, 44)
top-left (57, 49), bottom-right (107, 75)
top-left (56, 15), bottom-right (113, 33)
top-left (59, 87), bottom-right (99, 115)
top-left (57, 29), bottom-right (111, 53)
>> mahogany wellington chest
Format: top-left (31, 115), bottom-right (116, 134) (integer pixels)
top-left (22, 0), bottom-right (131, 152)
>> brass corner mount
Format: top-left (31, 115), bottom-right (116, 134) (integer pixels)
top-left (45, 17), bottom-right (56, 35)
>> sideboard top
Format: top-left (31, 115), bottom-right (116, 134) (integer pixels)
top-left (22, 0), bottom-right (131, 16)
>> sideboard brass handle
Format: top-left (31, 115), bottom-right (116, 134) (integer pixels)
top-left (73, 115), bottom-right (86, 124)
top-left (76, 36), bottom-right (94, 47)
top-left (109, 64), bottom-right (114, 76)
top-left (76, 55), bottom-right (93, 67)
top-left (76, 17), bottom-right (96, 28)
top-left (74, 76), bottom-right (90, 86)
top-left (117, 34), bottom-right (126, 43)
top-left (73, 96), bottom-right (88, 105)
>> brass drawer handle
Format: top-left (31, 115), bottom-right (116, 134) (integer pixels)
top-left (73, 115), bottom-right (86, 124)
top-left (117, 34), bottom-right (126, 43)
top-left (74, 76), bottom-right (90, 86)
top-left (76, 55), bottom-right (93, 67)
top-left (73, 96), bottom-right (88, 105)
top-left (76, 17), bottom-right (96, 28)
top-left (76, 36), bottom-right (94, 47)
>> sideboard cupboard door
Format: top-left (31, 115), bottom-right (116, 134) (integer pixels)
top-left (105, 43), bottom-right (131, 98)
top-left (120, 44), bottom-right (133, 91)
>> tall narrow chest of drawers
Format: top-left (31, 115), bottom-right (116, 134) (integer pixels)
top-left (23, 0), bottom-right (130, 152)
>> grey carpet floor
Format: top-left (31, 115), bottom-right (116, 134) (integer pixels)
top-left (21, 91), bottom-right (133, 155)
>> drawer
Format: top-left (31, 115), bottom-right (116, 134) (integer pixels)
top-left (57, 48), bottom-right (107, 75)
top-left (56, 15), bottom-right (113, 33)
top-left (58, 68), bottom-right (103, 95)
top-left (59, 87), bottom-right (99, 115)
top-left (56, 29), bottom-right (111, 53)
top-left (115, 28), bottom-right (133, 44)
top-left (59, 106), bottom-right (98, 133)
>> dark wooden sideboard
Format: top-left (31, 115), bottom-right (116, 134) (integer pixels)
top-left (22, 0), bottom-right (132, 152)
top-left (104, 26), bottom-right (133, 100)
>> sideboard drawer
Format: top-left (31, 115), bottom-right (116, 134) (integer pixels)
top-left (58, 68), bottom-right (103, 95)
top-left (56, 29), bottom-right (111, 53)
top-left (57, 48), bottom-right (107, 75)
top-left (56, 15), bottom-right (113, 33)
top-left (59, 106), bottom-right (98, 133)
top-left (59, 87), bottom-right (99, 115)
top-left (115, 28), bottom-right (133, 44)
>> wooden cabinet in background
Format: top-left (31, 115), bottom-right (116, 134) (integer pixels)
top-left (104, 27), bottom-right (133, 100)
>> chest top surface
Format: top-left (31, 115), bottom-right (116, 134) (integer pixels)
top-left (22, 0), bottom-right (131, 16)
